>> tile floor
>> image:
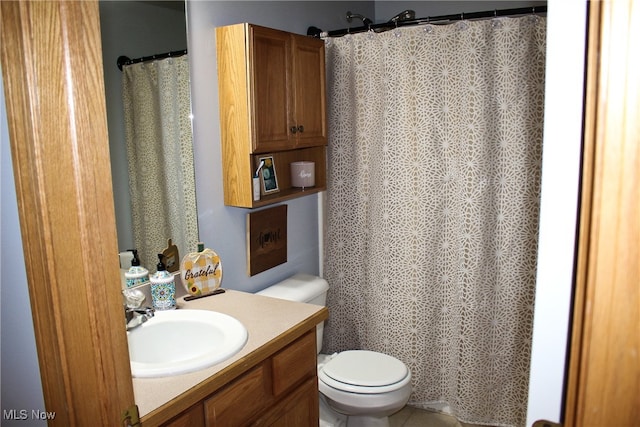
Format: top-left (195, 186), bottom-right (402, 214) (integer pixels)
top-left (389, 406), bottom-right (486, 427)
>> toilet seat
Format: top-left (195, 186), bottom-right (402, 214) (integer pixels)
top-left (319, 350), bottom-right (410, 394)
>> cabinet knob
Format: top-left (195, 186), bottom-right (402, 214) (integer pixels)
top-left (290, 126), bottom-right (298, 134)
top-left (297, 125), bottom-right (304, 133)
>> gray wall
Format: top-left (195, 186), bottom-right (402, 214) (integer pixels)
top-left (1, 69), bottom-right (47, 426)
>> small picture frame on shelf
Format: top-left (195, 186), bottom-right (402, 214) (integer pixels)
top-left (257, 155), bottom-right (279, 195)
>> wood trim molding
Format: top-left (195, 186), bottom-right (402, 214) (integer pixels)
top-left (0, 1), bottom-right (135, 425)
top-left (563, 1), bottom-right (601, 424)
top-left (565, 0), bottom-right (640, 425)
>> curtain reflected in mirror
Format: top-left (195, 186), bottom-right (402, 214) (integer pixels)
top-left (99, 0), bottom-right (197, 274)
top-left (122, 55), bottom-right (198, 271)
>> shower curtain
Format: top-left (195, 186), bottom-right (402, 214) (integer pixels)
top-left (323, 16), bottom-right (546, 427)
top-left (122, 55), bottom-right (198, 271)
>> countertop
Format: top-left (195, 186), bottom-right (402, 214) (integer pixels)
top-left (135, 289), bottom-right (328, 426)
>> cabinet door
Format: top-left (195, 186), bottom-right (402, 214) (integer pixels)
top-left (253, 377), bottom-right (319, 427)
top-left (251, 26), bottom-right (292, 153)
top-left (162, 403), bottom-right (205, 427)
top-left (291, 35), bottom-right (327, 148)
top-left (204, 363), bottom-right (270, 426)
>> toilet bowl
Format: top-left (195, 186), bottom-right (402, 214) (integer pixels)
top-left (318, 350), bottom-right (412, 427)
top-left (257, 274), bottom-right (412, 427)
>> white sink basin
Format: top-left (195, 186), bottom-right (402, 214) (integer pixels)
top-left (127, 309), bottom-right (248, 378)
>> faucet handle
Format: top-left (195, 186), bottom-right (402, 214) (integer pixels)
top-left (123, 288), bottom-right (146, 309)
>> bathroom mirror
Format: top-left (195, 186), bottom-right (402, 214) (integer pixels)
top-left (99, 1), bottom-right (198, 271)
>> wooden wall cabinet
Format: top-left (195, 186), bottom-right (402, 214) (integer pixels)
top-left (161, 329), bottom-right (319, 427)
top-left (216, 23), bottom-right (327, 208)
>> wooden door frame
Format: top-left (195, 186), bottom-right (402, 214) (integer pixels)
top-left (0, 1), bottom-right (135, 425)
top-left (564, 0), bottom-right (640, 425)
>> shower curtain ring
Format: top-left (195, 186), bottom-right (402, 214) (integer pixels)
top-left (423, 16), bottom-right (433, 34)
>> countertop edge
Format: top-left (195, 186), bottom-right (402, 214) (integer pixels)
top-left (139, 306), bottom-right (328, 426)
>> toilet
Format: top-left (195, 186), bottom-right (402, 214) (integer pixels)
top-left (257, 274), bottom-right (412, 427)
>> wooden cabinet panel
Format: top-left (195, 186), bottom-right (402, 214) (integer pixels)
top-left (216, 23), bottom-right (254, 207)
top-left (162, 403), bottom-right (205, 427)
top-left (271, 330), bottom-right (316, 396)
top-left (251, 26), bottom-right (292, 153)
top-left (254, 377), bottom-right (319, 427)
top-left (204, 363), bottom-right (270, 426)
top-left (292, 35), bottom-right (326, 148)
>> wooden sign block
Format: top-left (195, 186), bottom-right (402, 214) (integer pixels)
top-left (180, 248), bottom-right (222, 296)
top-left (247, 205), bottom-right (287, 276)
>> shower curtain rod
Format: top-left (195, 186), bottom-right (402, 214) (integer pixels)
top-left (117, 49), bottom-right (187, 71)
top-left (307, 5), bottom-right (547, 38)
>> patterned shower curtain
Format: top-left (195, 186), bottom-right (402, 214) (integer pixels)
top-left (122, 55), bottom-right (198, 271)
top-left (323, 16), bottom-right (546, 427)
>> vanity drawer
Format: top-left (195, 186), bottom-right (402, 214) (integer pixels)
top-left (271, 329), bottom-right (316, 396)
top-left (162, 402), bottom-right (204, 427)
top-left (204, 362), bottom-right (269, 426)
top-left (253, 376), bottom-right (319, 426)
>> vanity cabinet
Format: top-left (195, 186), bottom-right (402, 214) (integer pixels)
top-left (216, 23), bottom-right (327, 208)
top-left (160, 329), bottom-right (319, 427)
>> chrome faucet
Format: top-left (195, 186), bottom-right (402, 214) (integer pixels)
top-left (125, 306), bottom-right (155, 331)
top-left (123, 288), bottom-right (154, 331)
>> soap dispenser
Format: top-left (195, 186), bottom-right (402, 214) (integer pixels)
top-left (150, 254), bottom-right (176, 310)
top-left (124, 249), bottom-right (149, 289)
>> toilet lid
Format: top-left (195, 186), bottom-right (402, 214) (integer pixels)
top-left (320, 350), bottom-right (408, 388)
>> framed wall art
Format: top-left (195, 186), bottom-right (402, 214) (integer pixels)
top-left (246, 204), bottom-right (287, 276)
top-left (257, 155), bottom-right (279, 195)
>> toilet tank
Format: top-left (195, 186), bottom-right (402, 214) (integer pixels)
top-left (256, 273), bottom-right (329, 353)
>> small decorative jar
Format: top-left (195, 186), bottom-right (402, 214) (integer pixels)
top-left (149, 270), bottom-right (176, 310)
top-left (290, 161), bottom-right (315, 189)
top-left (125, 266), bottom-right (149, 289)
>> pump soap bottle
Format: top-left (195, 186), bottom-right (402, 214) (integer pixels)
top-left (150, 254), bottom-right (176, 310)
top-left (124, 249), bottom-right (149, 289)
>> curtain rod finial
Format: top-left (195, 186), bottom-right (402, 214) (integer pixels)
top-left (117, 55), bottom-right (130, 71)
